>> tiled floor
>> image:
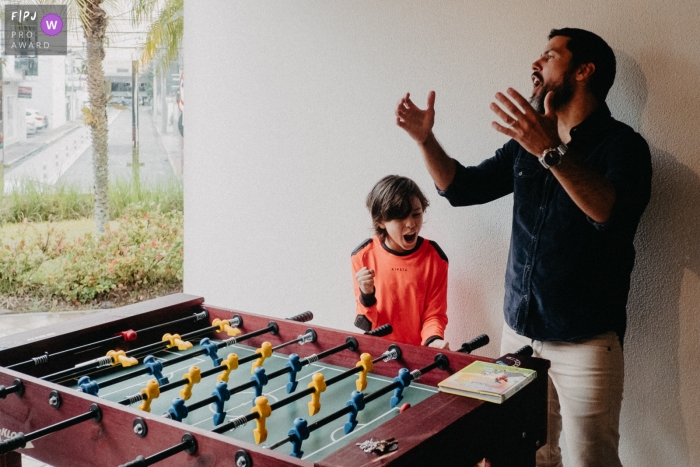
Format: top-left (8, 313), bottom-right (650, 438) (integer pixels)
top-left (0, 310), bottom-right (98, 467)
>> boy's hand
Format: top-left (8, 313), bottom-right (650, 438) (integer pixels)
top-left (428, 339), bottom-right (450, 350)
top-left (355, 267), bottom-right (375, 295)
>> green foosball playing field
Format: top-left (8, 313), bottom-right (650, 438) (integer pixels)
top-left (64, 338), bottom-right (435, 462)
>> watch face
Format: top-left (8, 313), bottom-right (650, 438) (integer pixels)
top-left (544, 150), bottom-right (561, 167)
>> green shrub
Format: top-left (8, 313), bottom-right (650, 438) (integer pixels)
top-left (0, 204), bottom-right (183, 303)
top-left (0, 223), bottom-right (66, 295)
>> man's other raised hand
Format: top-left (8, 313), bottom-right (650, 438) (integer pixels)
top-left (396, 91), bottom-right (436, 145)
top-left (490, 88), bottom-right (561, 157)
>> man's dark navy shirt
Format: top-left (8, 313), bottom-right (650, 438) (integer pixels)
top-left (439, 104), bottom-right (652, 342)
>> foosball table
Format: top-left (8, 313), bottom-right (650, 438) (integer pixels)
top-left (0, 294), bottom-right (549, 467)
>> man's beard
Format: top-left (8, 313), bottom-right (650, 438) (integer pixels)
top-left (530, 70), bottom-right (575, 114)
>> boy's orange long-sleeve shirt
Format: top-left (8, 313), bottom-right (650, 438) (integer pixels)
top-left (351, 236), bottom-right (448, 346)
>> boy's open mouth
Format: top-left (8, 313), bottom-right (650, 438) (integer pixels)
top-left (403, 233), bottom-right (417, 243)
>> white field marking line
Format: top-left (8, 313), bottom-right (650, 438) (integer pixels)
top-left (301, 407), bottom-right (399, 460)
top-left (191, 391), bottom-right (256, 427)
top-left (218, 343), bottom-right (325, 363)
top-left (309, 364), bottom-right (438, 394)
top-left (191, 363), bottom-right (311, 423)
top-left (191, 390), bottom-right (282, 428)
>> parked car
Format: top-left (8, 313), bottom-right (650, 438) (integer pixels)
top-left (113, 96), bottom-right (132, 106)
top-left (26, 109), bottom-right (48, 130)
top-left (26, 114), bottom-right (37, 135)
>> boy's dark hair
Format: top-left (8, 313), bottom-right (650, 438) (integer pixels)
top-left (549, 28), bottom-right (616, 103)
top-left (366, 175), bottom-right (429, 239)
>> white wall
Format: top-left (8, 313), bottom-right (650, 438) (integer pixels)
top-left (184, 2), bottom-right (700, 465)
top-left (24, 56), bottom-right (67, 128)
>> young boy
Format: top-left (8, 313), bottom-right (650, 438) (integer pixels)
top-left (352, 175), bottom-right (449, 349)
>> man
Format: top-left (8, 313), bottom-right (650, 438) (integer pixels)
top-left (395, 28), bottom-right (652, 467)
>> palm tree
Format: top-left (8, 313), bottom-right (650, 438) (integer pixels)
top-left (76, 0), bottom-right (112, 232)
top-left (4, 0), bottom-right (175, 232)
top-left (3, 0), bottom-right (123, 232)
top-left (21, 0), bottom-right (117, 232)
top-left (131, 0), bottom-right (183, 74)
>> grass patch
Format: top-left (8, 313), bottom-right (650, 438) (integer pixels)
top-left (0, 177), bottom-right (183, 224)
top-left (1, 218), bottom-right (98, 242)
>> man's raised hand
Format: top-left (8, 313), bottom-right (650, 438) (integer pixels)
top-left (490, 88), bottom-right (561, 157)
top-left (396, 91), bottom-right (436, 144)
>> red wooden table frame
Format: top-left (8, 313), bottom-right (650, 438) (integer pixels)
top-left (0, 294), bottom-right (549, 467)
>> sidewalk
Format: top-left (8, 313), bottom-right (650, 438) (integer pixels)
top-left (3, 121), bottom-right (84, 169)
top-left (0, 309), bottom-right (99, 467)
top-left (4, 107), bottom-right (122, 174)
top-left (154, 115), bottom-right (183, 178)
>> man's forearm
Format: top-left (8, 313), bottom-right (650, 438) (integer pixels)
top-left (419, 133), bottom-right (456, 191)
top-left (552, 155), bottom-right (616, 223)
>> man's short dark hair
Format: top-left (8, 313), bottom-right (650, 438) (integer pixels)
top-left (366, 175), bottom-right (429, 239)
top-left (549, 28), bottom-right (616, 103)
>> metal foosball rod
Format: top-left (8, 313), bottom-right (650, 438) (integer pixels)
top-left (0, 404), bottom-right (102, 455)
top-left (116, 328), bottom-right (319, 410)
top-left (208, 343), bottom-right (402, 440)
top-left (40, 314), bottom-right (246, 383)
top-left (4, 310), bottom-right (212, 372)
top-left (264, 333), bottom-right (493, 458)
top-left (164, 325), bottom-right (394, 426)
top-left (48, 311), bottom-right (314, 385)
top-left (120, 327), bottom-right (396, 464)
top-left (77, 321), bottom-right (281, 394)
top-left (266, 353), bottom-right (451, 458)
top-left (118, 433), bottom-right (197, 467)
top-left (163, 335), bottom-right (360, 424)
top-left (79, 314), bottom-right (316, 397)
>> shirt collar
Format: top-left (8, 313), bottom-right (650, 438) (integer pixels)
top-left (569, 103), bottom-right (612, 139)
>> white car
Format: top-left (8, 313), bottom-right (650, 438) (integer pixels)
top-left (26, 114), bottom-right (37, 135)
top-left (26, 109), bottom-right (48, 130)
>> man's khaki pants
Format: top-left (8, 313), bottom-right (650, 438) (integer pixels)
top-left (500, 324), bottom-right (624, 467)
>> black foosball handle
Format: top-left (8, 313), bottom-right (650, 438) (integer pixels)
top-left (513, 345), bottom-right (534, 357)
top-left (0, 433), bottom-right (27, 455)
top-left (0, 379), bottom-right (24, 399)
top-left (365, 324), bottom-right (392, 337)
top-left (458, 334), bottom-right (490, 354)
top-left (287, 311), bottom-right (313, 322)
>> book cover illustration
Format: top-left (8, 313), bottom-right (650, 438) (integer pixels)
top-left (437, 360), bottom-right (537, 403)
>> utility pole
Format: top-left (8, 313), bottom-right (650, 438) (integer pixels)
top-left (128, 60), bottom-right (143, 192)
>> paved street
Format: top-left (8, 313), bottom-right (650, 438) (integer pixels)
top-left (58, 105), bottom-right (177, 189)
top-left (3, 120), bottom-right (85, 170)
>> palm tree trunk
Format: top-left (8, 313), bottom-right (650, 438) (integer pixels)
top-left (83, 1), bottom-right (110, 233)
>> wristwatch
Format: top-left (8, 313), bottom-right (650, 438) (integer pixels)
top-left (539, 144), bottom-right (568, 169)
